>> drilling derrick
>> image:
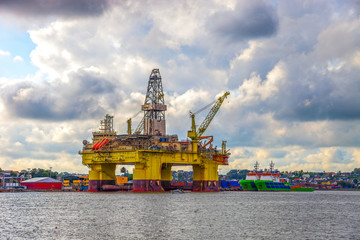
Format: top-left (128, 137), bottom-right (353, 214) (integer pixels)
top-left (142, 69), bottom-right (167, 136)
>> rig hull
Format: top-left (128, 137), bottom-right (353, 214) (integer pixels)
top-left (132, 179), bottom-right (163, 192)
top-left (88, 180), bottom-right (116, 192)
top-left (81, 147), bottom-right (228, 192)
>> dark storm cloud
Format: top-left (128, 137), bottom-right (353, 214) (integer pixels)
top-left (208, 1), bottom-right (279, 42)
top-left (0, 0), bottom-right (112, 18)
top-left (241, 75), bottom-right (360, 124)
top-left (1, 71), bottom-right (117, 120)
top-left (272, 65), bottom-right (360, 121)
top-left (280, 94), bottom-right (360, 121)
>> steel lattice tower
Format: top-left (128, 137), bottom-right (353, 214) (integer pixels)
top-left (142, 69), bottom-right (167, 135)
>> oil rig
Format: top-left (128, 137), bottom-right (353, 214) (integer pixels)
top-left (80, 69), bottom-right (230, 192)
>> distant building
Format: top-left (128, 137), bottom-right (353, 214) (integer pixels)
top-left (21, 177), bottom-right (62, 190)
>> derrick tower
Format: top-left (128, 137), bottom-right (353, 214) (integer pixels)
top-left (142, 69), bottom-right (167, 136)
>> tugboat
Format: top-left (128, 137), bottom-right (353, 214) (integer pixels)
top-left (240, 162), bottom-right (314, 192)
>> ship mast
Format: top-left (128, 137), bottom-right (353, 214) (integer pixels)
top-left (254, 161), bottom-right (259, 172)
top-left (269, 161), bottom-right (275, 172)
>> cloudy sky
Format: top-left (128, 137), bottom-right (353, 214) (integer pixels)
top-left (0, 0), bottom-right (360, 174)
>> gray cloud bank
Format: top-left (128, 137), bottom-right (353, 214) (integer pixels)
top-left (1, 70), bottom-right (116, 120)
top-left (208, 1), bottom-right (279, 42)
top-left (0, 0), bottom-right (111, 18)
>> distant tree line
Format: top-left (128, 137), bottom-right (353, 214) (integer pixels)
top-left (222, 168), bottom-right (360, 183)
top-left (18, 168), bottom-right (57, 178)
top-left (224, 169), bottom-right (250, 180)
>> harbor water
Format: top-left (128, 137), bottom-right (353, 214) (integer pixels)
top-left (1, 191), bottom-right (359, 239)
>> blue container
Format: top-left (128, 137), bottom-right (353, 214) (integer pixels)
top-left (229, 181), bottom-right (240, 187)
top-left (220, 181), bottom-right (230, 188)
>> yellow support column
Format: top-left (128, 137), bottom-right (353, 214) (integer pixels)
top-left (192, 160), bottom-right (220, 192)
top-left (161, 163), bottom-right (172, 191)
top-left (88, 164), bottom-right (116, 192)
top-left (132, 154), bottom-right (163, 192)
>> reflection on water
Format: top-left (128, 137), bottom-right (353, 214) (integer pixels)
top-left (0, 191), bottom-right (359, 239)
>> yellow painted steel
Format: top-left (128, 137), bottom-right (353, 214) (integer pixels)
top-left (81, 149), bottom-right (226, 184)
top-left (82, 150), bottom-right (203, 166)
top-left (193, 160), bottom-right (219, 182)
top-left (161, 164), bottom-right (172, 182)
top-left (89, 164), bottom-right (117, 181)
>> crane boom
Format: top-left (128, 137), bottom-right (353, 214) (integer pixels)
top-left (127, 110), bottom-right (143, 135)
top-left (134, 116), bottom-right (144, 134)
top-left (188, 91), bottom-right (230, 140)
top-left (197, 91), bottom-right (230, 137)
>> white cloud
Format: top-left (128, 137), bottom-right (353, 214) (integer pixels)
top-left (224, 146), bottom-right (360, 173)
top-left (0, 49), bottom-right (11, 56)
top-left (227, 61), bottom-right (286, 110)
top-left (1, 152), bottom-right (87, 173)
top-left (233, 41), bottom-right (263, 63)
top-left (13, 56), bottom-right (24, 62)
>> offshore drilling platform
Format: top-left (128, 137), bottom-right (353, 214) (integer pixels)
top-left (80, 69), bottom-right (230, 192)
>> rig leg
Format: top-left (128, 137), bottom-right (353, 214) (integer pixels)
top-left (132, 160), bottom-right (163, 192)
top-left (161, 163), bottom-right (173, 191)
top-left (192, 161), bottom-right (220, 192)
top-left (88, 164), bottom-right (116, 192)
